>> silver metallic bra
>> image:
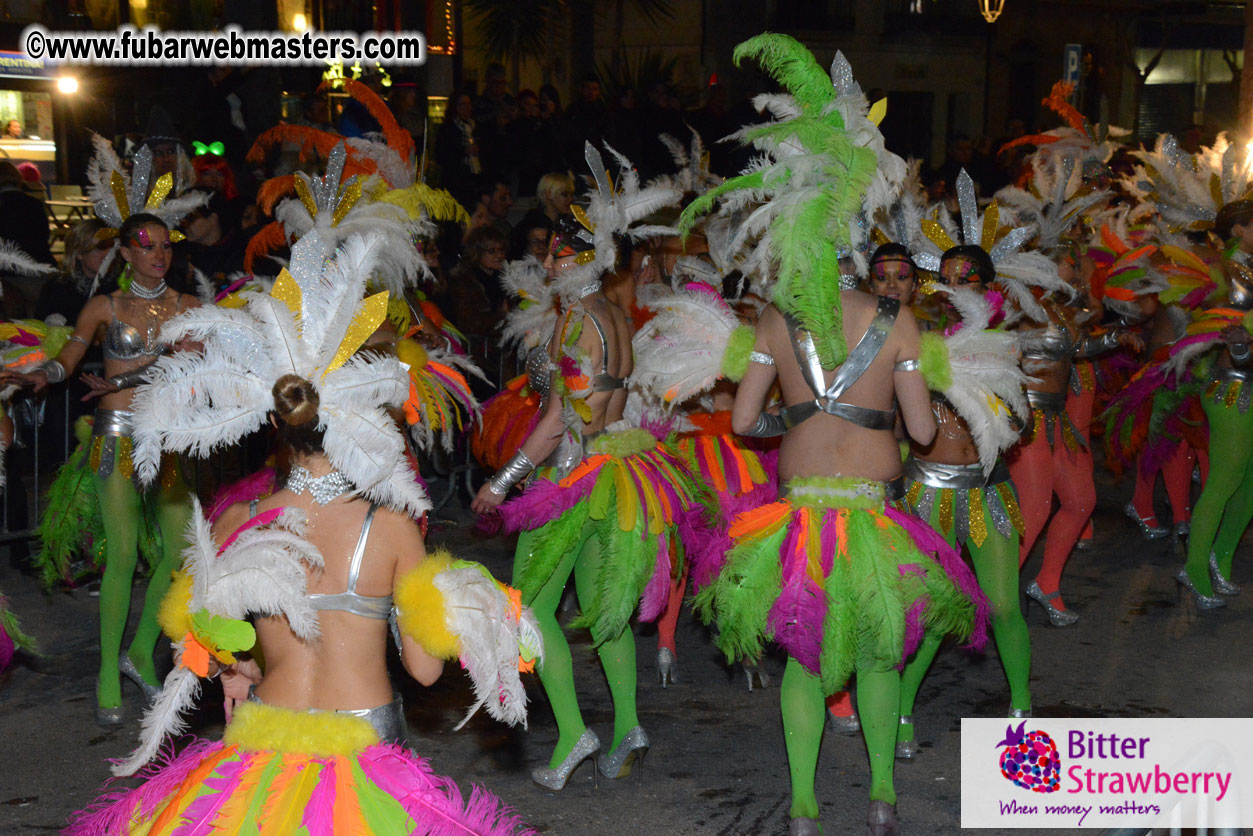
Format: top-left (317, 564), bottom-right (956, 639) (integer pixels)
top-left (250, 500), bottom-right (392, 620)
top-left (779, 296), bottom-right (899, 431)
top-left (103, 295), bottom-right (181, 362)
top-left (525, 309), bottom-right (626, 401)
top-left (1020, 319), bottom-right (1079, 365)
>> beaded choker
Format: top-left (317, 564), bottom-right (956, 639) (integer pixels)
top-left (576, 280), bottom-right (602, 298)
top-left (838, 275), bottom-right (859, 291)
top-left (286, 465), bottom-right (354, 504)
top-left (129, 280), bottom-right (167, 300)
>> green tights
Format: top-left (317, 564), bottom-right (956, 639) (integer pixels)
top-left (95, 461), bottom-right (191, 709)
top-left (898, 496), bottom-right (1032, 744)
top-left (514, 524), bottom-right (640, 769)
top-left (1185, 395), bottom-right (1253, 594)
top-left (782, 659), bottom-right (899, 818)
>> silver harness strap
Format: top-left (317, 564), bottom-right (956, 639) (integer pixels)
top-left (585, 310), bottom-right (627, 393)
top-left (307, 504), bottom-right (393, 619)
top-left (780, 297), bottom-right (899, 431)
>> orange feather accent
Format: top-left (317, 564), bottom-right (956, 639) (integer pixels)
top-left (258, 175), bottom-right (297, 215)
top-left (333, 79), bottom-right (416, 166)
top-left (701, 437), bottom-right (728, 493)
top-left (1104, 287), bottom-right (1136, 301)
top-left (244, 221), bottom-right (288, 273)
top-left (836, 510), bottom-right (849, 558)
top-left (1042, 81), bottom-right (1087, 132)
top-left (330, 756), bottom-right (369, 834)
top-left (558, 454), bottom-right (611, 489)
top-left (728, 501), bottom-right (790, 540)
top-left (246, 123), bottom-right (344, 166)
top-left (147, 746), bottom-right (238, 835)
top-left (684, 410), bottom-right (734, 436)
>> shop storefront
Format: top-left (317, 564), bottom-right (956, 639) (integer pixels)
top-left (0, 50), bottom-right (59, 184)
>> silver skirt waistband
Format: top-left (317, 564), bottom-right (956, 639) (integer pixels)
top-left (92, 409), bottom-right (135, 438)
top-left (903, 457), bottom-right (1010, 490)
top-left (248, 689), bottom-right (408, 746)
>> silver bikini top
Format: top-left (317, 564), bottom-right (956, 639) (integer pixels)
top-left (289, 502), bottom-right (392, 620)
top-left (779, 296), bottom-right (899, 431)
top-left (525, 310), bottom-right (626, 401)
top-left (1019, 319), bottom-right (1078, 363)
top-left (103, 295), bottom-right (179, 362)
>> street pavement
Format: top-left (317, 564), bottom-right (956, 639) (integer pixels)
top-left (1, 467), bottom-right (1250, 836)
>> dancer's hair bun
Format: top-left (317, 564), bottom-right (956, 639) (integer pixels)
top-left (272, 374), bottom-right (320, 426)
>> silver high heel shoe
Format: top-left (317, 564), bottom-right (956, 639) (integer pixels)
top-left (1175, 568), bottom-right (1227, 610)
top-left (657, 648), bottom-right (677, 688)
top-left (531, 728), bottom-right (600, 791)
top-left (788, 817), bottom-right (820, 835)
top-left (599, 726), bottom-right (648, 780)
top-left (1124, 502), bottom-right (1169, 540)
top-left (1025, 581), bottom-right (1080, 627)
top-left (1210, 553), bottom-right (1241, 595)
top-left (895, 715), bottom-right (917, 759)
top-left (866, 800), bottom-right (899, 836)
top-left (827, 710), bottom-right (861, 734)
top-left (96, 679), bottom-right (123, 727)
top-left (742, 661), bottom-right (771, 691)
top-left (119, 656), bottom-right (162, 705)
top-left (1008, 707), bottom-right (1032, 719)
top-left (1175, 521), bottom-right (1191, 539)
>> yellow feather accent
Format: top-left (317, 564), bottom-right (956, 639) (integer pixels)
top-left (613, 463), bottom-right (638, 532)
top-left (394, 550), bottom-right (460, 660)
top-left (981, 201), bottom-right (999, 252)
top-left (629, 459), bottom-right (663, 535)
top-left (386, 296), bottom-right (411, 334)
top-left (212, 752), bottom-right (266, 832)
top-left (110, 171), bottom-right (130, 220)
top-left (157, 570), bottom-right (194, 643)
top-left (323, 291), bottom-right (388, 379)
top-left (867, 97), bottom-right (888, 127)
top-left (145, 172), bottom-right (173, 211)
top-left (870, 227), bottom-right (890, 247)
top-left (922, 218), bottom-right (955, 252)
top-left (259, 756), bottom-right (321, 836)
top-left (217, 292), bottom-right (248, 309)
top-left (395, 338), bottom-right (429, 373)
top-left (294, 177), bottom-right (318, 219)
top-left (331, 179), bottom-right (363, 227)
top-left (381, 183), bottom-right (470, 225)
top-left (270, 269), bottom-right (303, 323)
top-left (743, 449), bottom-right (766, 485)
top-left (224, 701), bottom-right (378, 756)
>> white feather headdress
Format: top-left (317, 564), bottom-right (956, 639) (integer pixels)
top-left (1124, 133), bottom-right (1253, 233)
top-left (914, 170), bottom-right (1069, 323)
top-left (84, 132), bottom-right (209, 292)
top-left (652, 128), bottom-right (723, 197)
top-left (132, 228), bottom-right (430, 516)
top-left (996, 154), bottom-right (1111, 251)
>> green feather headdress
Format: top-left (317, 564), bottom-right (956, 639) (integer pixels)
top-left (678, 34), bottom-right (881, 367)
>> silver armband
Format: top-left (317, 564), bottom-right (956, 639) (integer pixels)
top-left (1076, 330), bottom-right (1122, 357)
top-left (39, 360), bottom-right (66, 383)
top-left (894, 359), bottom-right (919, 372)
top-left (740, 411), bottom-right (786, 438)
top-left (1230, 342), bottom-right (1251, 366)
top-left (68, 335), bottom-right (90, 347)
top-left (488, 450), bottom-right (535, 496)
top-left (749, 351), bottom-right (775, 366)
top-left (109, 363), bottom-right (156, 390)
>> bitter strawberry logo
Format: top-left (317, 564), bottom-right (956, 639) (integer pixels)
top-left (996, 721), bottom-right (1061, 793)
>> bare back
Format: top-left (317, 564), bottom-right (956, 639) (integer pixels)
top-left (551, 292), bottom-right (633, 433)
top-left (213, 483), bottom-right (431, 712)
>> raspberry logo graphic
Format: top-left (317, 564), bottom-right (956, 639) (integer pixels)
top-left (996, 721), bottom-right (1061, 793)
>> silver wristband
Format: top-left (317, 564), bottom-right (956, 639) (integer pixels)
top-left (740, 411), bottom-right (786, 438)
top-left (39, 359), bottom-right (66, 383)
top-left (488, 450), bottom-right (535, 496)
top-left (749, 351), bottom-right (775, 366)
top-left (1076, 329), bottom-right (1121, 357)
top-left (894, 359), bottom-right (919, 372)
top-left (1230, 342), bottom-right (1251, 366)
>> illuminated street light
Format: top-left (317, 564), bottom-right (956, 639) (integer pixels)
top-left (56, 75), bottom-right (78, 94)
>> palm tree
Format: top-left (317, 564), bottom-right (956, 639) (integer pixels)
top-left (463, 0), bottom-right (563, 88)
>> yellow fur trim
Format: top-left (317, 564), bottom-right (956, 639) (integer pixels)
top-left (394, 550), bottom-right (459, 660)
top-left (223, 701), bottom-right (379, 756)
top-left (395, 338), bottom-right (429, 373)
top-left (158, 570), bottom-right (194, 643)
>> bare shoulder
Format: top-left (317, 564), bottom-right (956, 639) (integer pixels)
top-left (371, 505), bottom-right (426, 549)
top-left (79, 293), bottom-right (112, 324)
top-left (179, 292), bottom-right (202, 310)
top-left (210, 501), bottom-right (250, 544)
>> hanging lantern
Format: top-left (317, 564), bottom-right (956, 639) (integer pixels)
top-left (978, 0), bottom-right (1006, 22)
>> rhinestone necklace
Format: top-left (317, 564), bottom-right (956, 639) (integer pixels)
top-left (838, 275), bottom-right (859, 291)
top-left (286, 465), bottom-right (354, 504)
top-left (129, 279), bottom-right (168, 300)
top-left (576, 280), bottom-right (602, 298)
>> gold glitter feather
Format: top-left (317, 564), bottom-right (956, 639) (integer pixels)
top-left (323, 291), bottom-right (389, 378)
top-left (270, 269), bottom-right (303, 324)
top-left (980, 201), bottom-right (999, 252)
top-left (144, 173), bottom-right (173, 211)
top-left (331, 180), bottom-right (363, 227)
top-left (867, 97), bottom-right (887, 127)
top-left (294, 177), bottom-right (318, 219)
top-left (168, 230), bottom-right (185, 243)
top-left (968, 487), bottom-right (987, 548)
top-left (922, 218), bottom-right (954, 253)
top-left (571, 204), bottom-right (595, 233)
top-left (996, 482), bottom-right (1025, 535)
top-left (574, 250), bottom-right (596, 265)
top-left (110, 171), bottom-right (130, 221)
top-left (938, 487), bottom-right (954, 535)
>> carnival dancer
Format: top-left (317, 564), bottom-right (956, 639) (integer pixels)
top-left (471, 143), bottom-right (691, 790)
top-left (1126, 133), bottom-right (1253, 604)
top-left (2, 211), bottom-right (203, 724)
top-left (895, 248), bottom-right (1035, 758)
top-left (674, 36), bottom-right (988, 835)
top-left (65, 223), bottom-right (540, 835)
